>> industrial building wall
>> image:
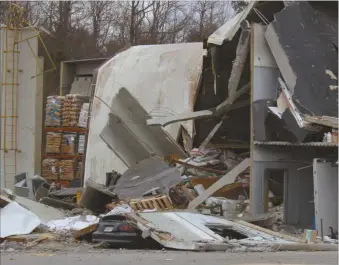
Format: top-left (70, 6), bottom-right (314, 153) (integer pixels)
top-left (0, 28), bottom-right (42, 188)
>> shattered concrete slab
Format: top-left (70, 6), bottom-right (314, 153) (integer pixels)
top-left (129, 211), bottom-right (292, 251)
top-left (100, 87), bottom-right (187, 168)
top-left (79, 181), bottom-right (117, 213)
top-left (0, 201), bottom-right (41, 238)
top-left (265, 1), bottom-right (338, 117)
top-left (113, 157), bottom-right (182, 200)
top-left (10, 194), bottom-right (65, 222)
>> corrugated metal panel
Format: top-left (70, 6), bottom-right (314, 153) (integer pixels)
top-left (207, 1), bottom-right (257, 45)
top-left (254, 141), bottom-right (338, 147)
top-left (85, 43), bottom-right (203, 184)
top-left (136, 212), bottom-right (290, 250)
top-left (62, 58), bottom-right (108, 64)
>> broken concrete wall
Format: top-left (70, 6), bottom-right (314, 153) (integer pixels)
top-left (313, 159), bottom-right (338, 236)
top-left (251, 144), bottom-right (337, 227)
top-left (85, 43), bottom-right (203, 184)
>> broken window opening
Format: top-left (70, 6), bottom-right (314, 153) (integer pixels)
top-left (207, 225), bottom-right (248, 240)
top-left (264, 169), bottom-right (285, 213)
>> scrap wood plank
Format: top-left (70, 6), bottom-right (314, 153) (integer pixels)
top-left (304, 115), bottom-right (338, 128)
top-left (5, 233), bottom-right (56, 243)
top-left (75, 224), bottom-right (98, 239)
top-left (188, 158), bottom-right (250, 210)
top-left (235, 220), bottom-right (305, 243)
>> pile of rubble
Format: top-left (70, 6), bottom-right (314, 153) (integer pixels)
top-left (1, 0), bottom-right (338, 254)
top-left (1, 156), bottom-right (337, 253)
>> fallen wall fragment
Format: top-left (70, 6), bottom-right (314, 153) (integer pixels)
top-left (0, 201), bottom-right (41, 238)
top-left (100, 88), bottom-right (187, 168)
top-left (13, 194), bottom-right (65, 222)
top-left (79, 180), bottom-right (117, 213)
top-left (126, 211), bottom-right (291, 251)
top-left (113, 158), bottom-right (182, 200)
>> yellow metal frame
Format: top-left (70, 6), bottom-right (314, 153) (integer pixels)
top-left (1, 3), bottom-right (56, 180)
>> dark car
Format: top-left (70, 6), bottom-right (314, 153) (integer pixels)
top-left (92, 214), bottom-right (160, 249)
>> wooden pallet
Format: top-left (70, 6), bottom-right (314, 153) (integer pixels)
top-left (129, 196), bottom-right (173, 211)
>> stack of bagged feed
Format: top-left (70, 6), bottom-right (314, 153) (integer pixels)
top-left (78, 134), bottom-right (85, 154)
top-left (42, 159), bottom-right (59, 180)
top-left (62, 94), bottom-right (88, 127)
top-left (61, 133), bottom-right (77, 154)
top-left (45, 133), bottom-right (62, 153)
top-left (78, 103), bottom-right (90, 128)
top-left (45, 96), bottom-right (64, 127)
top-left (59, 160), bottom-right (76, 180)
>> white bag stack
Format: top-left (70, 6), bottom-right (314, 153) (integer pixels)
top-left (78, 103), bottom-right (90, 128)
top-left (78, 134), bottom-right (85, 154)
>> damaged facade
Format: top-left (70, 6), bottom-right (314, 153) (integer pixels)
top-left (1, 1), bottom-right (338, 253)
top-left (194, 1), bottom-right (338, 235)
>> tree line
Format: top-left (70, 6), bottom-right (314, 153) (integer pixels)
top-left (0, 1), bottom-right (247, 94)
top-left (0, 1), bottom-right (247, 60)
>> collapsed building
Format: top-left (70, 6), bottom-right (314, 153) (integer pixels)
top-left (1, 1), bottom-right (337, 252)
top-left (180, 1), bottom-right (338, 234)
top-left (85, 1), bottom-right (338, 237)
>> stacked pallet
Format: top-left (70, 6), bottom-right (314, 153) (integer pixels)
top-left (62, 94), bottom-right (87, 127)
top-left (129, 196), bottom-right (173, 211)
top-left (42, 159), bottom-right (59, 180)
top-left (61, 133), bottom-right (77, 154)
top-left (59, 160), bottom-right (76, 180)
top-left (45, 96), bottom-right (64, 127)
top-left (45, 133), bottom-right (62, 153)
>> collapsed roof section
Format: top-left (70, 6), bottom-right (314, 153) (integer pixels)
top-left (194, 1), bottom-right (338, 146)
top-left (266, 1), bottom-right (338, 117)
top-left (85, 43), bottom-right (203, 184)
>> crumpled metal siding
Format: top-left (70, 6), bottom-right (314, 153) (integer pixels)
top-left (85, 43), bottom-right (203, 184)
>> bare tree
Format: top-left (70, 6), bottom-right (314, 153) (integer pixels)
top-left (184, 1), bottom-right (234, 42)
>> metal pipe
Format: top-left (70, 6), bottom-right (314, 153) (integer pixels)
top-left (172, 159), bottom-right (228, 175)
top-left (321, 218), bottom-right (324, 241)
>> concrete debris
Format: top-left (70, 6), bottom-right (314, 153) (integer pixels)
top-left (1, 189), bottom-right (65, 222)
top-left (113, 158), bottom-right (182, 200)
top-left (188, 158), bottom-right (250, 210)
top-left (44, 215), bottom-right (99, 232)
top-left (79, 180), bottom-right (117, 213)
top-left (124, 211), bottom-right (306, 251)
top-left (14, 173), bottom-right (46, 201)
top-left (0, 201), bottom-right (41, 238)
top-left (99, 87), bottom-right (187, 169)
